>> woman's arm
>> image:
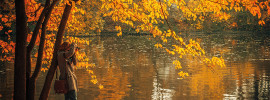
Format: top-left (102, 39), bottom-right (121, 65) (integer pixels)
top-left (71, 54), bottom-right (77, 65)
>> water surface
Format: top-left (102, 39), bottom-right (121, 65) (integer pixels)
top-left (0, 33), bottom-right (270, 100)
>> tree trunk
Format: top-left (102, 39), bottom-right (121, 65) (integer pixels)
top-left (26, 0), bottom-right (51, 77)
top-left (39, 2), bottom-right (74, 100)
top-left (27, 0), bottom-right (59, 100)
top-left (26, 0), bottom-right (50, 99)
top-left (26, 6), bottom-right (47, 100)
top-left (14, 0), bottom-right (27, 100)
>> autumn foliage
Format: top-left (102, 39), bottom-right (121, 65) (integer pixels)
top-left (0, 0), bottom-right (270, 84)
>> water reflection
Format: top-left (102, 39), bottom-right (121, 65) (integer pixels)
top-left (95, 67), bottom-right (130, 100)
top-left (0, 62), bottom-right (13, 99)
top-left (0, 33), bottom-right (270, 100)
top-left (152, 77), bottom-right (175, 100)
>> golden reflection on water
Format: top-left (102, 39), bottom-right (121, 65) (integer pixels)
top-left (178, 55), bottom-right (227, 100)
top-left (95, 67), bottom-right (130, 100)
top-left (76, 35), bottom-right (270, 100)
top-left (1, 34), bottom-right (270, 100)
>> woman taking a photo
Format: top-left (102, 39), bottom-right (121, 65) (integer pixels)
top-left (57, 42), bottom-right (78, 100)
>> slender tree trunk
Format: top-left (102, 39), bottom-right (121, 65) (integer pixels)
top-left (26, 7), bottom-right (47, 100)
top-left (39, 2), bottom-right (74, 100)
top-left (26, 0), bottom-right (51, 79)
top-left (27, 0), bottom-right (59, 100)
top-left (14, 0), bottom-right (27, 100)
top-left (26, 0), bottom-right (50, 99)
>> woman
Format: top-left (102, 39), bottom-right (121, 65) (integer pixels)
top-left (57, 42), bottom-right (78, 100)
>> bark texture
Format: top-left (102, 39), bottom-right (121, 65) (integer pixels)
top-left (14, 0), bottom-right (27, 99)
top-left (27, 0), bottom-right (59, 100)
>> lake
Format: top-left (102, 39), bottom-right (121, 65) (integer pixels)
top-left (1, 32), bottom-right (270, 100)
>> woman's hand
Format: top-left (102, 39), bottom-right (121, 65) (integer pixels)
top-left (75, 47), bottom-right (79, 52)
top-left (71, 42), bottom-right (77, 47)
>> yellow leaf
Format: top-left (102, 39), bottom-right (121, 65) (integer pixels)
top-left (117, 32), bottom-right (122, 36)
top-left (154, 43), bottom-right (162, 48)
top-left (99, 85), bottom-right (104, 89)
top-left (258, 20), bottom-right (265, 26)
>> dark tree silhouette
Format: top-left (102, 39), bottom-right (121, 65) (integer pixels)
top-left (14, 0), bottom-right (27, 99)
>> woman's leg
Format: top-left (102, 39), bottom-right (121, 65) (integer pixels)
top-left (65, 90), bottom-right (77, 100)
top-left (64, 93), bottom-right (69, 100)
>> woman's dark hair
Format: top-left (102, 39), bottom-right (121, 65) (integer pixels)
top-left (59, 42), bottom-right (70, 51)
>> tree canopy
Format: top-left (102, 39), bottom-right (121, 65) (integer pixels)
top-left (0, 0), bottom-right (270, 87)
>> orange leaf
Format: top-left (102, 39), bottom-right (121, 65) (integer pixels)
top-left (0, 26), bottom-right (3, 31)
top-left (1, 18), bottom-right (8, 23)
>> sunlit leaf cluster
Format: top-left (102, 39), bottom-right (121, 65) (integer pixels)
top-left (0, 40), bottom-right (15, 61)
top-left (99, 0), bottom-right (233, 78)
top-left (0, 0), bottom-right (269, 81)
